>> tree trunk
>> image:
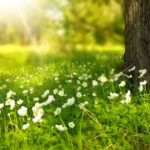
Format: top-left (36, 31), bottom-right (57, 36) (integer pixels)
top-left (124, 0), bottom-right (150, 82)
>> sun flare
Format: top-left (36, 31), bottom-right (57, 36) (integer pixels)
top-left (0, 0), bottom-right (26, 10)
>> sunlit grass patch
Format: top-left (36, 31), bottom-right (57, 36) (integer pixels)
top-left (0, 46), bottom-right (149, 150)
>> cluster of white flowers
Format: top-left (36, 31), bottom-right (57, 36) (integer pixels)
top-left (62, 97), bottom-right (75, 108)
top-left (1, 63), bottom-right (148, 133)
top-left (55, 124), bottom-right (67, 131)
top-left (6, 90), bottom-right (16, 99)
top-left (32, 103), bottom-right (44, 123)
top-left (139, 80), bottom-right (147, 92)
top-left (108, 92), bottom-right (119, 99)
top-left (138, 69), bottom-right (147, 78)
top-left (41, 90), bottom-right (49, 98)
top-left (79, 101), bottom-right (88, 109)
top-left (128, 66), bottom-right (136, 72)
top-left (121, 90), bottom-right (132, 104)
top-left (55, 121), bottom-right (75, 131)
top-left (41, 95), bottom-right (55, 106)
top-left (5, 90), bottom-right (16, 110)
top-left (17, 99), bottom-right (24, 105)
top-left (18, 106), bottom-right (28, 116)
top-left (29, 87), bottom-right (34, 94)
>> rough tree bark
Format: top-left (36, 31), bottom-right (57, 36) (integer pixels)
top-left (124, 0), bottom-right (150, 82)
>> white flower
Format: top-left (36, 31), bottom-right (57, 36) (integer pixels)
top-left (79, 101), bottom-right (88, 109)
top-left (110, 69), bottom-right (115, 74)
top-left (114, 72), bottom-right (123, 81)
top-left (77, 87), bottom-right (81, 91)
top-left (138, 69), bottom-right (147, 78)
top-left (119, 81), bottom-right (126, 87)
top-left (5, 99), bottom-right (15, 110)
top-left (17, 99), bottom-right (24, 105)
top-left (42, 90), bottom-right (49, 98)
top-left (108, 92), bottom-right (119, 99)
top-left (41, 95), bottom-right (55, 106)
top-left (76, 92), bottom-right (82, 98)
top-left (55, 124), bottom-right (67, 131)
top-left (32, 115), bottom-right (42, 123)
top-left (55, 77), bottom-right (59, 81)
top-left (95, 100), bottom-right (99, 104)
top-left (92, 93), bottom-right (97, 97)
top-left (58, 90), bottom-right (64, 96)
top-left (23, 90), bottom-right (28, 95)
top-left (29, 87), bottom-right (34, 94)
top-left (53, 89), bottom-right (58, 94)
top-left (62, 103), bottom-right (68, 108)
top-left (20, 85), bottom-right (24, 89)
top-left (98, 76), bottom-right (108, 83)
top-left (122, 90), bottom-right (132, 104)
top-left (140, 80), bottom-right (147, 86)
top-left (125, 91), bottom-right (131, 103)
top-left (139, 80), bottom-right (147, 92)
top-left (22, 123), bottom-right (30, 130)
top-left (68, 122), bottom-right (75, 128)
top-left (32, 103), bottom-right (42, 114)
top-left (18, 106), bottom-right (28, 116)
top-left (124, 74), bottom-right (133, 79)
top-left (121, 100), bottom-right (125, 104)
top-left (37, 108), bottom-right (44, 117)
top-left (0, 103), bottom-right (4, 109)
top-left (79, 76), bottom-right (83, 80)
top-left (33, 97), bottom-right (39, 102)
top-left (82, 82), bottom-right (87, 87)
top-left (128, 66), bottom-right (136, 72)
top-left (54, 107), bottom-right (61, 116)
top-left (139, 85), bottom-right (143, 92)
top-left (67, 97), bottom-right (75, 105)
top-left (66, 80), bottom-right (72, 83)
top-left (6, 90), bottom-right (16, 99)
top-left (92, 80), bottom-right (98, 86)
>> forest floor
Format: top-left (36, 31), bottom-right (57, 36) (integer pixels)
top-left (0, 46), bottom-right (150, 150)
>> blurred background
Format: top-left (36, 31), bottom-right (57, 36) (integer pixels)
top-left (0, 0), bottom-right (124, 71)
top-left (0, 0), bottom-right (124, 51)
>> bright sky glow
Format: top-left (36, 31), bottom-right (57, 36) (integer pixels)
top-left (0, 0), bottom-right (63, 53)
top-left (0, 0), bottom-right (42, 52)
top-left (0, 0), bottom-right (26, 10)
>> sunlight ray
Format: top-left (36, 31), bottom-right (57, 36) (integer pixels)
top-left (14, 5), bottom-right (40, 54)
top-left (24, 0), bottom-right (44, 15)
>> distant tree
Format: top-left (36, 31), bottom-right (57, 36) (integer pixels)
top-left (124, 0), bottom-right (150, 82)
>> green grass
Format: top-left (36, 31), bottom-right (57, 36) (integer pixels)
top-left (0, 45), bottom-right (150, 150)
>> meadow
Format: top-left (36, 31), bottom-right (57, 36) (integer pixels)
top-left (0, 45), bottom-right (150, 150)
